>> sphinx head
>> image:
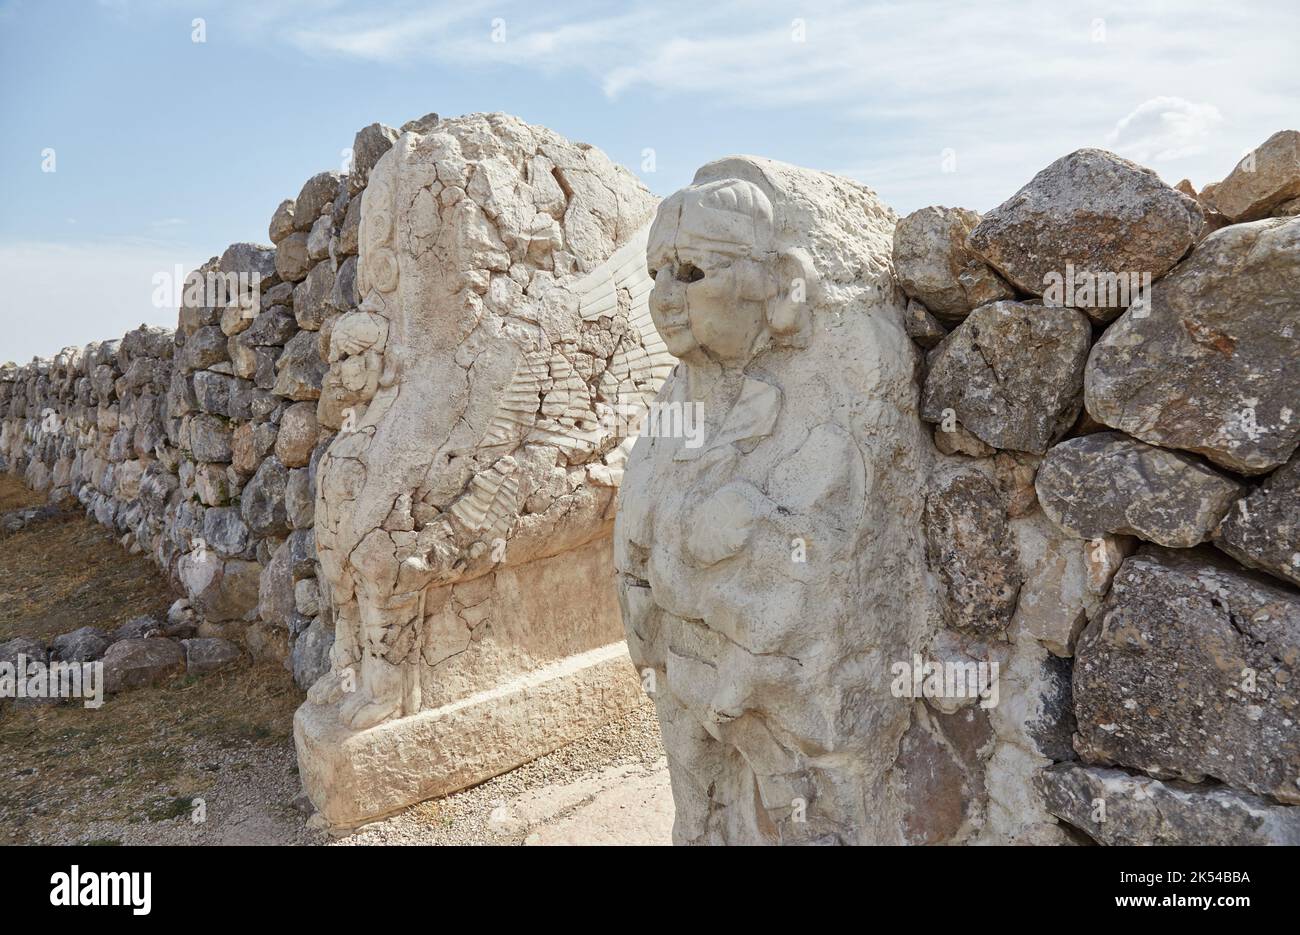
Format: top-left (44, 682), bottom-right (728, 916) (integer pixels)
top-left (647, 171), bottom-right (817, 367)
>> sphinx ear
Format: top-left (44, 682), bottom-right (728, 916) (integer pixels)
top-left (768, 248), bottom-right (818, 335)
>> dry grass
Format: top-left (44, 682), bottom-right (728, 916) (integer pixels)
top-left (0, 663), bottom-right (305, 844)
top-left (0, 472), bottom-right (45, 511)
top-left (0, 495), bottom-right (180, 645)
top-left (0, 472), bottom-right (309, 845)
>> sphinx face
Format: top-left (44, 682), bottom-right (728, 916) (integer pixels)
top-left (647, 186), bottom-right (772, 366)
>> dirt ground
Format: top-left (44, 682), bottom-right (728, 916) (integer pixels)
top-left (0, 476), bottom-right (180, 645)
top-left (0, 474), bottom-right (672, 846)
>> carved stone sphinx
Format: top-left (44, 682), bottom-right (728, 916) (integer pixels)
top-left (294, 113), bottom-right (671, 828)
top-left (615, 157), bottom-right (942, 844)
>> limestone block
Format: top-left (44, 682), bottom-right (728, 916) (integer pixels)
top-left (615, 156), bottom-right (940, 844)
top-left (296, 113), bottom-right (665, 828)
top-left (1085, 216), bottom-right (1300, 474)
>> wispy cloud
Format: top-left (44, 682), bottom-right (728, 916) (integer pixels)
top-left (213, 0), bottom-right (1298, 209)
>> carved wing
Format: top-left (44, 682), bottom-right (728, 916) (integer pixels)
top-left (480, 221), bottom-right (676, 464)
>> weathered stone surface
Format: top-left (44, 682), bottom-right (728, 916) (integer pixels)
top-left (102, 638), bottom-right (185, 693)
top-left (922, 300), bottom-right (1091, 454)
top-left (1085, 216), bottom-right (1300, 474)
top-left (1074, 547), bottom-right (1300, 804)
top-left (1215, 452), bottom-right (1300, 586)
top-left (1206, 130), bottom-right (1300, 222)
top-left (218, 242), bottom-right (276, 283)
top-left (163, 599), bottom-right (198, 639)
top-left (112, 614), bottom-right (163, 642)
top-left (202, 506), bottom-right (250, 556)
top-left (272, 330), bottom-right (326, 401)
top-left (178, 547), bottom-right (261, 623)
top-left (294, 171), bottom-right (342, 231)
top-left (192, 370), bottom-right (234, 415)
top-left (179, 326), bottom-right (228, 373)
top-left (967, 149), bottom-right (1203, 322)
top-left (274, 401), bottom-right (318, 468)
top-left (299, 113), bottom-right (667, 829)
top-left (50, 627), bottom-right (110, 663)
top-left (275, 232), bottom-right (311, 283)
top-left (0, 636), bottom-right (47, 670)
top-left (933, 423), bottom-right (993, 458)
top-left (903, 298), bottom-right (946, 349)
top-left (993, 451), bottom-right (1039, 518)
top-left (293, 260), bottom-right (335, 331)
top-left (1037, 432), bottom-right (1244, 548)
top-left (291, 616), bottom-right (334, 690)
top-left (893, 206), bottom-right (1012, 321)
top-left (241, 305), bottom-right (296, 347)
top-left (285, 466), bottom-right (314, 529)
top-left (614, 155), bottom-right (940, 845)
top-left (269, 199), bottom-right (296, 244)
top-left (241, 455), bottom-right (290, 537)
top-left (258, 535), bottom-right (296, 630)
top-left (925, 466), bottom-right (1021, 635)
top-left (181, 637), bottom-right (243, 676)
top-left (307, 214), bottom-right (333, 262)
top-left (294, 578), bottom-right (320, 617)
top-left (1037, 764), bottom-right (1300, 845)
top-left (337, 198), bottom-right (361, 257)
top-left (188, 413), bottom-right (232, 463)
top-left (230, 420), bottom-right (276, 475)
top-left (1010, 513), bottom-right (1088, 657)
top-left (348, 122), bottom-right (399, 195)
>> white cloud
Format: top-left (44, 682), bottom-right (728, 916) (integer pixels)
top-left (218, 0), bottom-right (1298, 207)
top-left (1106, 97), bottom-right (1224, 163)
top-left (0, 240), bottom-right (200, 364)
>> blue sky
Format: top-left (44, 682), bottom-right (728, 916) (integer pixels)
top-left (2, 0), bottom-right (1297, 362)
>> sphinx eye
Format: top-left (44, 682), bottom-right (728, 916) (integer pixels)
top-left (676, 263), bottom-right (705, 283)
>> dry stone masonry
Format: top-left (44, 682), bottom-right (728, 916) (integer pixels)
top-left (4, 114), bottom-right (1297, 845)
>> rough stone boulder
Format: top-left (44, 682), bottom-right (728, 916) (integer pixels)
top-left (1086, 216), bottom-right (1300, 474)
top-left (1073, 547), bottom-right (1300, 804)
top-left (892, 206), bottom-right (1012, 322)
top-left (50, 627), bottom-right (110, 663)
top-left (1037, 764), bottom-right (1300, 845)
top-left (102, 638), bottom-right (186, 693)
top-left (1036, 432), bottom-right (1244, 548)
top-left (924, 465), bottom-right (1021, 635)
top-left (921, 300), bottom-right (1091, 454)
top-left (182, 637), bottom-right (244, 676)
top-left (1206, 130), bottom-right (1300, 222)
top-left (966, 149), bottom-right (1203, 322)
top-left (1215, 452), bottom-right (1300, 586)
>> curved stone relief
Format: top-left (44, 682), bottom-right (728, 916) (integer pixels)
top-left (295, 113), bottom-right (670, 827)
top-left (614, 156), bottom-right (942, 844)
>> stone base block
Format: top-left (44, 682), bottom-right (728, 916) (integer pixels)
top-left (294, 641), bottom-right (644, 830)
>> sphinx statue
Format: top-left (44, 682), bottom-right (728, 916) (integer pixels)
top-left (295, 113), bottom-right (672, 828)
top-left (615, 157), bottom-right (940, 844)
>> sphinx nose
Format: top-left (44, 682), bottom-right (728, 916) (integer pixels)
top-left (651, 277), bottom-right (685, 310)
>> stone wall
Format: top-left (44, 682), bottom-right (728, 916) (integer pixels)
top-left (897, 133), bottom-right (1300, 845)
top-left (4, 114), bottom-right (1296, 845)
top-left (0, 115), bottom-right (425, 687)
top-left (617, 130), bottom-right (1298, 846)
